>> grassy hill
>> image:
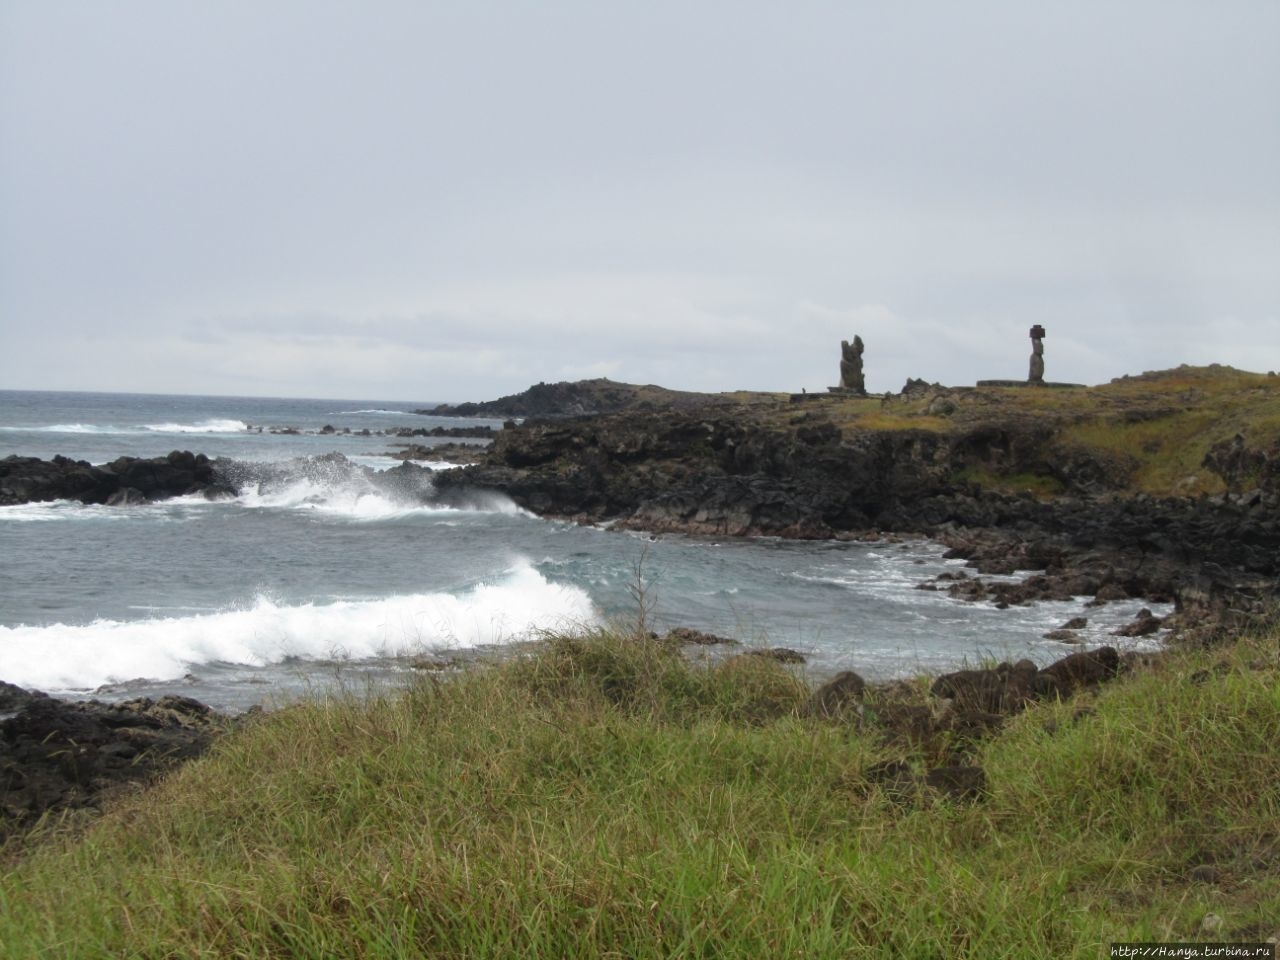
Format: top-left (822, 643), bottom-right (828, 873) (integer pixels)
top-left (824, 365), bottom-right (1280, 498)
top-left (2, 627), bottom-right (1277, 957)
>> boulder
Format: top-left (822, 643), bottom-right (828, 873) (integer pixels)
top-left (1043, 629), bottom-right (1083, 643)
top-left (863, 760), bottom-right (918, 804)
top-left (1113, 608), bottom-right (1164, 637)
top-left (803, 671), bottom-right (866, 720)
top-left (661, 627), bottom-right (738, 646)
top-left (930, 659), bottom-right (1038, 713)
top-left (0, 681), bottom-right (45, 714)
top-left (1037, 646), bottom-right (1121, 696)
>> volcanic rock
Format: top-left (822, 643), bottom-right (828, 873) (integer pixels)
top-left (0, 693), bottom-right (224, 836)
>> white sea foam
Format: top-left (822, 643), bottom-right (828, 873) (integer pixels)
top-left (360, 456), bottom-right (467, 472)
top-left (233, 472), bottom-right (525, 520)
top-left (14, 418), bottom-right (249, 435)
top-left (0, 461), bottom-right (524, 524)
top-left (9, 422), bottom-right (142, 435)
top-left (332, 408), bottom-right (415, 416)
top-left (0, 564), bottom-right (599, 691)
top-left (236, 475), bottom-right (418, 519)
top-left (0, 500), bottom-right (128, 522)
top-left (143, 418), bottom-right (248, 434)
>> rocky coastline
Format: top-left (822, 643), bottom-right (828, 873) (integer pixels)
top-left (4, 366), bottom-right (1279, 836)
top-left (431, 370), bottom-right (1280, 640)
top-left (7, 368), bottom-right (1280, 635)
top-left (8, 369), bottom-right (1280, 639)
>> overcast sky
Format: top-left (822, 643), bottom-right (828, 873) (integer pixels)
top-left (2, 1), bottom-right (1277, 403)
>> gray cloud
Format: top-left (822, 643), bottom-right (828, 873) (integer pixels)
top-left (1, 1), bottom-right (1276, 401)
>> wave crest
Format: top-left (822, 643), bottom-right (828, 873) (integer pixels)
top-left (0, 564), bottom-right (598, 691)
top-left (144, 419), bottom-right (248, 434)
top-left (223, 455), bottom-right (524, 520)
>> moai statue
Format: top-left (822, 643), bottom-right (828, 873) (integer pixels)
top-left (1028, 325), bottom-right (1046, 384)
top-left (840, 335), bottom-right (867, 394)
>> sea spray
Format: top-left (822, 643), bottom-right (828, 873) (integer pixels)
top-left (220, 454), bottom-right (526, 520)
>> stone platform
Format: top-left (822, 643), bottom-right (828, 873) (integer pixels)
top-left (976, 380), bottom-right (1085, 389)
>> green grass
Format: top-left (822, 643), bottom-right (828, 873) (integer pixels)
top-left (741, 365), bottom-right (1280, 497)
top-left (952, 467), bottom-right (1067, 498)
top-left (2, 628), bottom-right (1279, 957)
top-left (926, 366), bottom-right (1280, 496)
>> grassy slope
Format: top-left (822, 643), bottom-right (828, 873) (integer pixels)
top-left (786, 365), bottom-right (1280, 498)
top-left (3, 629), bottom-right (1278, 958)
top-left (587, 365), bottom-right (1280, 501)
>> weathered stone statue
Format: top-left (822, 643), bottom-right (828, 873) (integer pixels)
top-left (1028, 325), bottom-right (1045, 384)
top-left (840, 335), bottom-right (867, 394)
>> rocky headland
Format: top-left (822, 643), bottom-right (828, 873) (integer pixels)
top-left (434, 365), bottom-right (1280, 638)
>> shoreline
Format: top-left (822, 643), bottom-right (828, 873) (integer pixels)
top-left (5, 377), bottom-right (1278, 844)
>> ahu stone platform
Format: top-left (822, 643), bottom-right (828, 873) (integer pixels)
top-left (976, 380), bottom-right (1085, 389)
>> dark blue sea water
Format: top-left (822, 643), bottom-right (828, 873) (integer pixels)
top-left (0, 389), bottom-right (1169, 712)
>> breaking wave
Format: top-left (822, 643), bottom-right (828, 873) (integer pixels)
top-left (143, 419), bottom-right (249, 434)
top-left (7, 418), bottom-right (249, 436)
top-left (223, 455), bottom-right (525, 520)
top-left (9, 423), bottom-right (142, 435)
top-left (0, 564), bottom-right (598, 691)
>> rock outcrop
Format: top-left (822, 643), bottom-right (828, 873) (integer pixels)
top-left (0, 451), bottom-right (233, 506)
top-left (838, 645), bottom-right (1139, 807)
top-left (0, 692), bottom-right (224, 837)
top-left (431, 372), bottom-right (1280, 633)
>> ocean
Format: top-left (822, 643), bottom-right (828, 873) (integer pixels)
top-left (0, 389), bottom-right (1168, 712)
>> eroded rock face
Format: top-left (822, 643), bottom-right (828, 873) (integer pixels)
top-left (0, 693), bottom-right (224, 836)
top-left (1201, 433), bottom-right (1280, 494)
top-left (438, 407), bottom-right (956, 535)
top-left (419, 379), bottom-right (715, 419)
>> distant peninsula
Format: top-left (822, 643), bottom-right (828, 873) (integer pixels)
top-left (416, 377), bottom-right (724, 419)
